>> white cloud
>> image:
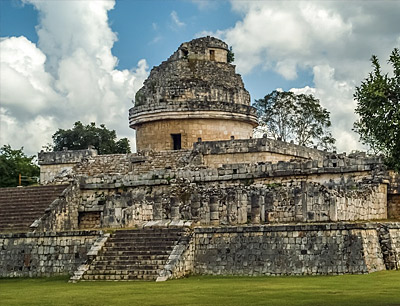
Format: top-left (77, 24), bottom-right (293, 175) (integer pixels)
top-left (170, 10), bottom-right (185, 28)
top-left (276, 60), bottom-right (298, 80)
top-left (0, 36), bottom-right (60, 116)
top-left (191, 0), bottom-right (219, 11)
top-left (0, 0), bottom-right (149, 155)
top-left (217, 0), bottom-right (400, 152)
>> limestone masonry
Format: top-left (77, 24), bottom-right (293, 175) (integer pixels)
top-left (1, 37), bottom-right (399, 280)
top-left (129, 36), bottom-right (257, 151)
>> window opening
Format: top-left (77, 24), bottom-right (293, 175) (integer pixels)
top-left (209, 50), bottom-right (215, 61)
top-left (180, 48), bottom-right (188, 58)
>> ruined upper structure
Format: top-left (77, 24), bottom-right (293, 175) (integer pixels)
top-left (129, 36), bottom-right (258, 151)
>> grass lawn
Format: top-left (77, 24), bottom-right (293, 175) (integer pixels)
top-left (1, 271), bottom-right (400, 306)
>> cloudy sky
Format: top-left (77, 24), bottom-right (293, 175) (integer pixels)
top-left (1, 0), bottom-right (399, 156)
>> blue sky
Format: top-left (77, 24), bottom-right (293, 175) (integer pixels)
top-left (1, 0), bottom-right (399, 155)
top-left (1, 0), bottom-right (310, 99)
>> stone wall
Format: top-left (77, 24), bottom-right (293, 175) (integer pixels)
top-left (388, 227), bottom-right (400, 269)
top-left (0, 231), bottom-right (100, 277)
top-left (76, 180), bottom-right (387, 229)
top-left (71, 150), bottom-right (194, 178)
top-left (1, 224), bottom-right (399, 278)
top-left (388, 195), bottom-right (400, 219)
top-left (388, 171), bottom-right (400, 219)
top-left (130, 36), bottom-right (254, 151)
top-left (134, 53), bottom-right (249, 107)
top-left (169, 36), bottom-right (228, 62)
top-left (195, 137), bottom-right (326, 166)
top-left (135, 119), bottom-right (255, 151)
top-left (192, 223), bottom-right (397, 276)
top-left (39, 163), bottom-right (76, 184)
top-left (38, 148), bottom-right (97, 183)
top-left (31, 182), bottom-right (81, 232)
top-left (39, 139), bottom-right (391, 230)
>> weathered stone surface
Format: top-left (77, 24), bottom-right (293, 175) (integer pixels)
top-left (129, 37), bottom-right (257, 151)
top-left (192, 223), bottom-right (399, 276)
top-left (38, 148), bottom-right (97, 183)
top-left (0, 231), bottom-right (100, 277)
top-left (3, 35), bottom-right (398, 280)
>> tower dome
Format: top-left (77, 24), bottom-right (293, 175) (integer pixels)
top-left (129, 36), bottom-right (258, 151)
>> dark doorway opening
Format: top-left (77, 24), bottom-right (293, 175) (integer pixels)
top-left (210, 50), bottom-right (215, 61)
top-left (171, 134), bottom-right (182, 150)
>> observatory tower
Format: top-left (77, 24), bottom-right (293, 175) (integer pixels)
top-left (129, 36), bottom-right (258, 151)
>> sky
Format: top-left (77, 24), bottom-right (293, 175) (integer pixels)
top-left (1, 0), bottom-right (399, 156)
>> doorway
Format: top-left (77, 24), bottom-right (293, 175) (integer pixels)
top-left (171, 134), bottom-right (182, 150)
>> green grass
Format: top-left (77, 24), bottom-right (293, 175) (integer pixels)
top-left (1, 271), bottom-right (400, 306)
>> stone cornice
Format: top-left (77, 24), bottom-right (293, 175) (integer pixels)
top-left (129, 101), bottom-right (258, 127)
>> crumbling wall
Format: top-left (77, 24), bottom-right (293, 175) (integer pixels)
top-left (40, 140), bottom-right (389, 228)
top-left (31, 182), bottom-right (81, 232)
top-left (193, 223), bottom-right (390, 276)
top-left (134, 55), bottom-right (250, 107)
top-left (0, 231), bottom-right (100, 277)
top-left (388, 227), bottom-right (400, 269)
top-left (38, 148), bottom-right (97, 184)
top-left (388, 171), bottom-right (400, 219)
top-left (195, 137), bottom-right (326, 167)
top-left (388, 195), bottom-right (400, 219)
top-left (77, 180), bottom-right (387, 228)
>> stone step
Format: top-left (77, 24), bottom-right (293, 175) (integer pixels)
top-left (0, 190), bottom-right (65, 197)
top-left (101, 245), bottom-right (175, 252)
top-left (80, 228), bottom-right (186, 282)
top-left (103, 242), bottom-right (177, 248)
top-left (99, 250), bottom-right (171, 256)
top-left (85, 269), bottom-right (160, 276)
top-left (0, 207), bottom-right (48, 213)
top-left (89, 264), bottom-right (164, 270)
top-left (107, 236), bottom-right (180, 242)
top-left (0, 226), bottom-right (28, 232)
top-left (82, 273), bottom-right (157, 281)
top-left (0, 213), bottom-right (45, 219)
top-left (116, 228), bottom-right (184, 234)
top-left (92, 259), bottom-right (167, 266)
top-left (94, 254), bottom-right (169, 261)
top-left (0, 185), bottom-right (67, 232)
top-left (111, 233), bottom-right (183, 239)
top-left (0, 221), bottom-right (32, 227)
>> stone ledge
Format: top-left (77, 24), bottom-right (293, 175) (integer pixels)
top-left (129, 101), bottom-right (257, 127)
top-left (38, 149), bottom-right (98, 165)
top-left (194, 137), bottom-right (326, 159)
top-left (193, 222), bottom-right (400, 234)
top-left (0, 230), bottom-right (102, 239)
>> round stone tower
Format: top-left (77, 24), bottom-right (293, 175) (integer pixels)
top-left (129, 36), bottom-right (258, 151)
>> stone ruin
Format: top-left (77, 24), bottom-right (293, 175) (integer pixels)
top-left (1, 37), bottom-right (400, 281)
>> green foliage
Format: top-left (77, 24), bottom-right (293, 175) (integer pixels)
top-left (52, 121), bottom-right (131, 155)
top-left (354, 48), bottom-right (400, 171)
top-left (254, 90), bottom-right (336, 150)
top-left (0, 145), bottom-right (39, 187)
top-left (227, 46), bottom-right (235, 63)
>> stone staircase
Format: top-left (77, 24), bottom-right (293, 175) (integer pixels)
top-left (82, 227), bottom-right (188, 281)
top-left (0, 185), bottom-right (68, 232)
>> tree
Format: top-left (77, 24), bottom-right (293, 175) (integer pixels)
top-left (0, 145), bottom-right (39, 187)
top-left (254, 90), bottom-right (336, 150)
top-left (353, 48), bottom-right (400, 170)
top-left (52, 121), bottom-right (131, 154)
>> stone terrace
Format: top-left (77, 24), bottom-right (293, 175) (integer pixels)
top-left (0, 185), bottom-right (68, 232)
